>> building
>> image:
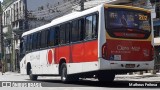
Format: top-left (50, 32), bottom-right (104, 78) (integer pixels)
top-left (2, 0), bottom-right (66, 71)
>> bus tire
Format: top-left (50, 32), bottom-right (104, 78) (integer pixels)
top-left (60, 63), bottom-right (68, 82)
top-left (98, 71), bottom-right (115, 82)
top-left (60, 63), bottom-right (79, 83)
top-left (29, 69), bottom-right (38, 80)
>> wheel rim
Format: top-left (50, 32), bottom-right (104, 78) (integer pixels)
top-left (62, 66), bottom-right (67, 81)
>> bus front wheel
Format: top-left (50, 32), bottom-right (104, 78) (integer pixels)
top-left (29, 69), bottom-right (38, 80)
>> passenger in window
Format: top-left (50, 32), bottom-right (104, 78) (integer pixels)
top-left (120, 15), bottom-right (128, 27)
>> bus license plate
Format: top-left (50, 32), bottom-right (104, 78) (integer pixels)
top-left (125, 64), bottom-right (135, 68)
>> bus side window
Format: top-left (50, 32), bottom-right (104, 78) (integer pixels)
top-left (23, 36), bottom-right (27, 53)
top-left (85, 15), bottom-right (93, 40)
top-left (66, 23), bottom-right (70, 43)
top-left (34, 33), bottom-right (38, 50)
top-left (30, 35), bottom-right (33, 51)
top-left (92, 14), bottom-right (98, 38)
top-left (45, 29), bottom-right (49, 47)
top-left (79, 18), bottom-right (85, 41)
top-left (71, 20), bottom-right (79, 42)
top-left (55, 26), bottom-right (60, 46)
top-left (85, 14), bottom-right (98, 40)
top-left (60, 24), bottom-right (66, 44)
top-left (48, 27), bottom-right (55, 46)
top-left (26, 36), bottom-right (29, 51)
top-left (41, 30), bottom-right (46, 48)
top-left (32, 34), bottom-right (35, 50)
top-left (37, 32), bottom-right (41, 49)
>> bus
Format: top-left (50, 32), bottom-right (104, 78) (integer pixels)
top-left (20, 4), bottom-right (154, 82)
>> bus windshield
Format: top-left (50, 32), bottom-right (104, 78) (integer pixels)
top-left (105, 7), bottom-right (151, 39)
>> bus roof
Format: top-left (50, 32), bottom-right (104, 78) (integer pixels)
top-left (22, 4), bottom-right (151, 37)
top-left (22, 4), bottom-right (103, 37)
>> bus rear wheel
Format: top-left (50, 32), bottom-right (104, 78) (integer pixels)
top-left (97, 71), bottom-right (115, 82)
top-left (60, 63), bottom-right (79, 83)
top-left (29, 69), bottom-right (38, 80)
top-left (60, 63), bottom-right (68, 82)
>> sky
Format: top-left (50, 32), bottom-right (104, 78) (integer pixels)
top-left (0, 0), bottom-right (3, 3)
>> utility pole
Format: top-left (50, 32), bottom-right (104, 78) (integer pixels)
top-left (0, 1), bottom-right (5, 75)
top-left (80, 0), bottom-right (85, 11)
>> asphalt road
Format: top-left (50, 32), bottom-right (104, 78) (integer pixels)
top-left (1, 72), bottom-right (160, 89)
top-left (31, 78), bottom-right (159, 88)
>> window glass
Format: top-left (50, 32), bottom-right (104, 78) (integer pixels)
top-left (79, 19), bottom-right (85, 40)
top-left (29, 35), bottom-right (32, 51)
top-left (71, 20), bottom-right (79, 42)
top-left (22, 36), bottom-right (27, 53)
top-left (85, 16), bottom-right (93, 40)
top-left (55, 26), bottom-right (59, 45)
top-left (66, 23), bottom-right (70, 43)
top-left (45, 30), bottom-right (49, 47)
top-left (60, 24), bottom-right (66, 44)
top-left (41, 30), bottom-right (46, 48)
top-left (37, 32), bottom-right (41, 49)
top-left (26, 36), bottom-right (29, 51)
top-left (32, 33), bottom-right (37, 50)
top-left (92, 14), bottom-right (98, 38)
top-left (48, 27), bottom-right (55, 46)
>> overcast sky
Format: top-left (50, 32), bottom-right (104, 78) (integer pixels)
top-left (0, 0), bottom-right (3, 3)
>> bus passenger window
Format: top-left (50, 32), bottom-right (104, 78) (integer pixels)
top-left (37, 32), bottom-right (41, 49)
top-left (60, 24), bottom-right (66, 44)
top-left (85, 16), bottom-right (93, 40)
top-left (55, 26), bottom-right (60, 45)
top-left (66, 23), bottom-right (70, 43)
top-left (32, 33), bottom-right (37, 50)
top-left (85, 14), bottom-right (98, 40)
top-left (41, 31), bottom-right (46, 48)
top-left (79, 19), bottom-right (85, 41)
top-left (29, 35), bottom-right (32, 51)
top-left (71, 20), bottom-right (79, 42)
top-left (48, 27), bottom-right (55, 46)
top-left (26, 36), bottom-right (29, 51)
top-left (92, 14), bottom-right (98, 38)
top-left (45, 30), bottom-right (49, 47)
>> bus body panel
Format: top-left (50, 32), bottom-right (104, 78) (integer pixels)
top-left (99, 58), bottom-right (154, 70)
top-left (56, 45), bottom-right (70, 63)
top-left (20, 4), bottom-right (154, 77)
top-left (71, 43), bottom-right (84, 63)
top-left (84, 40), bottom-right (98, 62)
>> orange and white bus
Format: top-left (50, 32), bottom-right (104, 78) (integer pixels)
top-left (20, 4), bottom-right (154, 82)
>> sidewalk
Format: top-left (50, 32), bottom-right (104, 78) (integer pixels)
top-left (0, 71), bottom-right (20, 76)
top-left (115, 73), bottom-right (160, 81)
